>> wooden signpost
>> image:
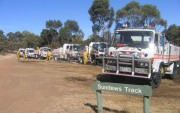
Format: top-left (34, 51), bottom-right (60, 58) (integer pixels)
top-left (91, 81), bottom-right (152, 113)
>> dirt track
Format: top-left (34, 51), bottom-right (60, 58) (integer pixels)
top-left (0, 54), bottom-right (180, 113)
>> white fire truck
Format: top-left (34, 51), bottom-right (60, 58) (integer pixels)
top-left (102, 26), bottom-right (180, 88)
top-left (77, 42), bottom-right (107, 65)
top-left (51, 43), bottom-right (80, 61)
top-left (34, 47), bottom-right (51, 59)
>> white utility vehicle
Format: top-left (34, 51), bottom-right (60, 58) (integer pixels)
top-left (25, 48), bottom-right (35, 58)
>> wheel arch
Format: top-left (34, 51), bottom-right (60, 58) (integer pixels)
top-left (152, 60), bottom-right (164, 73)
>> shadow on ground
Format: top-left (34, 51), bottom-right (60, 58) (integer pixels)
top-left (84, 103), bottom-right (129, 113)
top-left (96, 74), bottom-right (150, 86)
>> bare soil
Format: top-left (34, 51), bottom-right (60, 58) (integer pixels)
top-left (0, 54), bottom-right (180, 113)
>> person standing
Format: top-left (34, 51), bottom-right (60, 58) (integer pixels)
top-left (47, 50), bottom-right (51, 61)
top-left (23, 51), bottom-right (26, 60)
top-left (16, 50), bottom-right (20, 60)
top-left (83, 49), bottom-right (88, 65)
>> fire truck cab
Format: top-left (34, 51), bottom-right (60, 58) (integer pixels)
top-left (102, 25), bottom-right (180, 88)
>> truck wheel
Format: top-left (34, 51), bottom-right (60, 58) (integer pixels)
top-left (169, 63), bottom-right (178, 79)
top-left (93, 58), bottom-right (97, 65)
top-left (150, 64), bottom-right (164, 88)
top-left (150, 72), bottom-right (162, 88)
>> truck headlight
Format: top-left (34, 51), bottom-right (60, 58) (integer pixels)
top-left (138, 62), bottom-right (149, 67)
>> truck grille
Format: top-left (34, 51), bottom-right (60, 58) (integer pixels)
top-left (102, 54), bottom-right (152, 79)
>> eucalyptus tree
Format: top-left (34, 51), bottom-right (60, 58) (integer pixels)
top-left (41, 20), bottom-right (62, 47)
top-left (141, 4), bottom-right (167, 29)
top-left (163, 24), bottom-right (180, 45)
top-left (59, 20), bottom-right (84, 44)
top-left (0, 30), bottom-right (7, 51)
top-left (116, 1), bottom-right (167, 29)
top-left (89, 0), bottom-right (114, 41)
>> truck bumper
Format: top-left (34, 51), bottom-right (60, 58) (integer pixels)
top-left (102, 55), bottom-right (152, 79)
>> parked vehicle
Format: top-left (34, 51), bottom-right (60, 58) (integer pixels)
top-left (102, 24), bottom-right (180, 88)
top-left (77, 42), bottom-right (107, 65)
top-left (51, 44), bottom-right (80, 61)
top-left (34, 47), bottom-right (51, 59)
top-left (25, 48), bottom-right (35, 58)
top-left (18, 48), bottom-right (25, 57)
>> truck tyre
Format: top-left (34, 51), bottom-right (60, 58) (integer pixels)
top-left (150, 64), bottom-right (164, 88)
top-left (150, 72), bottom-right (162, 88)
top-left (169, 62), bottom-right (178, 79)
top-left (93, 57), bottom-right (97, 65)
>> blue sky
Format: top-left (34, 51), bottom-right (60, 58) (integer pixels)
top-left (0, 0), bottom-right (180, 39)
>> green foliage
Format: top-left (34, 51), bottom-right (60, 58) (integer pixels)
top-left (40, 29), bottom-right (59, 47)
top-left (89, 0), bottom-right (114, 41)
top-left (59, 20), bottom-right (84, 45)
top-left (116, 1), bottom-right (141, 26)
top-left (107, 7), bottom-right (114, 29)
top-left (46, 20), bottom-right (62, 30)
top-left (64, 20), bottom-right (79, 34)
top-left (0, 30), bottom-right (7, 52)
top-left (41, 20), bottom-right (63, 48)
top-left (163, 24), bottom-right (180, 45)
top-left (59, 27), bottom-right (71, 45)
top-left (21, 31), bottom-right (40, 48)
top-left (116, 1), bottom-right (167, 29)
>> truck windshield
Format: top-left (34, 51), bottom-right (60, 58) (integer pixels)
top-left (29, 50), bottom-right (34, 53)
top-left (73, 45), bottom-right (80, 51)
top-left (114, 31), bottom-right (153, 48)
top-left (99, 43), bottom-right (107, 52)
top-left (93, 43), bottom-right (107, 52)
top-left (44, 48), bottom-right (51, 52)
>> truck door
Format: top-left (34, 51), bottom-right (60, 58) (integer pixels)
top-left (154, 34), bottom-right (161, 59)
top-left (160, 34), bottom-right (165, 60)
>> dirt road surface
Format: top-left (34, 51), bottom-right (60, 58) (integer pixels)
top-left (0, 54), bottom-right (180, 113)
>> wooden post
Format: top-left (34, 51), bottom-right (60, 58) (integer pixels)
top-left (143, 96), bottom-right (149, 113)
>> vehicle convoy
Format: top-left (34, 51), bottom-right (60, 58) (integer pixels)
top-left (102, 24), bottom-right (180, 88)
top-left (78, 42), bottom-right (107, 65)
top-left (51, 44), bottom-right (80, 61)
